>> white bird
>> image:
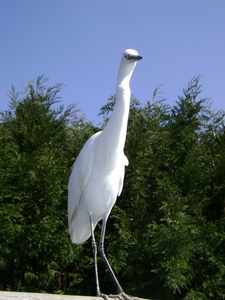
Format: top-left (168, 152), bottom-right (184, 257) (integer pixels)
top-left (68, 49), bottom-right (142, 299)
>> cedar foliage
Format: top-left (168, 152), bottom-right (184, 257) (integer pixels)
top-left (0, 75), bottom-right (225, 299)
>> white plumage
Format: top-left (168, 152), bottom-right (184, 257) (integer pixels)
top-left (68, 49), bottom-right (142, 297)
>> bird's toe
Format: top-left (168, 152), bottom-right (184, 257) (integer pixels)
top-left (107, 293), bottom-right (133, 300)
top-left (98, 293), bottom-right (109, 300)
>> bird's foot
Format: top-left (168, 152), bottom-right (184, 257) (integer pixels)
top-left (106, 293), bottom-right (134, 300)
top-left (98, 290), bottom-right (138, 300)
top-left (97, 292), bottom-right (110, 300)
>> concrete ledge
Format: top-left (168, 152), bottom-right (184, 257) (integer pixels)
top-left (0, 292), bottom-right (101, 300)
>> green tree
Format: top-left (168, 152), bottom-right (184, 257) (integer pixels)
top-left (98, 77), bottom-right (225, 299)
top-left (1, 76), bottom-right (225, 299)
top-left (0, 76), bottom-right (96, 293)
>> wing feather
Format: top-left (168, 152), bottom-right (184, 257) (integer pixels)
top-left (117, 153), bottom-right (129, 196)
top-left (68, 132), bottom-right (101, 227)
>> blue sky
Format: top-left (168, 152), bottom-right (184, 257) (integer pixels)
top-left (1, 0), bottom-right (225, 125)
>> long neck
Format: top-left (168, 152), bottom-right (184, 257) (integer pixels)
top-left (100, 66), bottom-right (134, 153)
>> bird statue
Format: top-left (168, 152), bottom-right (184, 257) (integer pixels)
top-left (68, 49), bottom-right (142, 299)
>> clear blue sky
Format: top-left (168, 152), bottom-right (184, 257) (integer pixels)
top-left (1, 0), bottom-right (225, 125)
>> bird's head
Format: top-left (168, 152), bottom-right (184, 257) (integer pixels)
top-left (117, 49), bottom-right (142, 84)
top-left (121, 49), bottom-right (142, 67)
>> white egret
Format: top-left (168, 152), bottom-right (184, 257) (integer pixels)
top-left (68, 49), bottom-right (142, 299)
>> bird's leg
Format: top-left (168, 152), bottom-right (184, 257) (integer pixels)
top-left (98, 218), bottom-right (126, 296)
top-left (89, 214), bottom-right (102, 297)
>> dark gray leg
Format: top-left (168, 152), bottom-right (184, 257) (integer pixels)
top-left (89, 214), bottom-right (101, 296)
top-left (98, 218), bottom-right (124, 294)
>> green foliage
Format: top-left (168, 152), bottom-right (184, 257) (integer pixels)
top-left (1, 75), bottom-right (225, 299)
top-left (0, 76), bottom-right (96, 293)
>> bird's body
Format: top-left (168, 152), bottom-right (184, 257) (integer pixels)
top-left (68, 130), bottom-right (128, 244)
top-left (68, 49), bottom-right (142, 298)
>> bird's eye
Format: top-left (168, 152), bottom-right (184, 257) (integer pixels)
top-left (124, 54), bottom-right (129, 60)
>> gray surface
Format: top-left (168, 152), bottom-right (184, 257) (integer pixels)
top-left (0, 292), bottom-right (100, 300)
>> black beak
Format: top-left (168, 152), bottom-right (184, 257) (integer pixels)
top-left (129, 54), bottom-right (143, 61)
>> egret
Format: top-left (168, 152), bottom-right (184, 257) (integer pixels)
top-left (68, 49), bottom-right (142, 299)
